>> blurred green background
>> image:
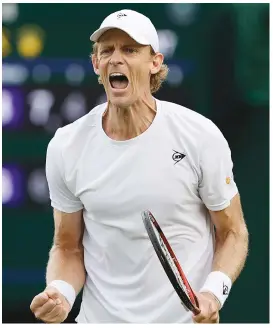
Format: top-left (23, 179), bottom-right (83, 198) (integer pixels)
top-left (2, 3), bottom-right (269, 323)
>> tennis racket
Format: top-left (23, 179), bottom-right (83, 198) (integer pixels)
top-left (142, 210), bottom-right (200, 315)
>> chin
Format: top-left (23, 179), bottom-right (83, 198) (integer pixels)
top-left (110, 98), bottom-right (132, 108)
top-left (107, 89), bottom-right (137, 108)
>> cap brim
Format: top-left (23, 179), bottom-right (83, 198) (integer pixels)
top-left (90, 26), bottom-right (150, 46)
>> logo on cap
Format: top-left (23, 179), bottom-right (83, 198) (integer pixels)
top-left (117, 12), bottom-right (127, 19)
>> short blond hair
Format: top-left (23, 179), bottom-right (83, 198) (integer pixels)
top-left (91, 43), bottom-right (168, 94)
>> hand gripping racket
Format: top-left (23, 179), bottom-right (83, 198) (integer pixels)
top-left (142, 210), bottom-right (200, 315)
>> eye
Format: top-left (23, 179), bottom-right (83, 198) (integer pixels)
top-left (124, 47), bottom-right (137, 54)
top-left (100, 49), bottom-right (111, 55)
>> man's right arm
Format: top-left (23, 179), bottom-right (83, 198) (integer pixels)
top-left (46, 208), bottom-right (86, 295)
top-left (45, 131), bottom-right (86, 296)
top-left (30, 132), bottom-right (86, 322)
top-left (30, 208), bottom-right (85, 323)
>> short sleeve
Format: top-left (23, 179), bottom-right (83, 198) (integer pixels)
top-left (45, 132), bottom-right (84, 213)
top-left (198, 127), bottom-right (238, 211)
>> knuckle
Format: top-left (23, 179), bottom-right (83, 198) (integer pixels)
top-left (39, 314), bottom-right (54, 323)
top-left (210, 306), bottom-right (218, 315)
top-left (38, 292), bottom-right (46, 299)
top-left (46, 313), bottom-right (63, 324)
top-left (212, 313), bottom-right (219, 321)
top-left (52, 305), bottom-right (62, 316)
top-left (58, 303), bottom-right (65, 312)
top-left (46, 316), bottom-right (55, 323)
top-left (210, 301), bottom-right (217, 311)
top-left (50, 291), bottom-right (59, 298)
top-left (194, 315), bottom-right (203, 323)
top-left (34, 311), bottom-right (41, 320)
top-left (46, 287), bottom-right (59, 297)
top-left (202, 313), bottom-right (208, 320)
top-left (47, 299), bottom-right (56, 307)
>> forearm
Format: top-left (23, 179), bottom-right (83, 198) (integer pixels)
top-left (212, 227), bottom-right (249, 283)
top-left (46, 245), bottom-right (86, 295)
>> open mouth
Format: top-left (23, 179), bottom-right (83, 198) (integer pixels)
top-left (109, 73), bottom-right (129, 90)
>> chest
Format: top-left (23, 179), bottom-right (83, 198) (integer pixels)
top-left (69, 133), bottom-right (199, 220)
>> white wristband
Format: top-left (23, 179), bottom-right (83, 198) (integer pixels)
top-left (199, 271), bottom-right (232, 309)
top-left (47, 280), bottom-right (76, 309)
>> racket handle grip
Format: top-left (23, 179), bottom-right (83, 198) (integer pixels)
top-left (193, 306), bottom-right (200, 315)
top-left (192, 294), bottom-right (200, 315)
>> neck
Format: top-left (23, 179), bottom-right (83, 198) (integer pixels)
top-left (102, 95), bottom-right (157, 141)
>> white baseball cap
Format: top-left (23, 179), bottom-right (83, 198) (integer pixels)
top-left (90, 9), bottom-right (159, 52)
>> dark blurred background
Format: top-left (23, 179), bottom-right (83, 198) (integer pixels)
top-left (2, 3), bottom-right (269, 324)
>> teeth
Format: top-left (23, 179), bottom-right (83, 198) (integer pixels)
top-left (110, 73), bottom-right (125, 77)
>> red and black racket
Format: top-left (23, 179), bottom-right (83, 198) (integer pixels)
top-left (142, 210), bottom-right (200, 315)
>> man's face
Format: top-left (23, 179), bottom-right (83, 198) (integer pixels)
top-left (92, 29), bottom-right (158, 108)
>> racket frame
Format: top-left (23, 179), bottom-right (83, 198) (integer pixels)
top-left (142, 210), bottom-right (200, 315)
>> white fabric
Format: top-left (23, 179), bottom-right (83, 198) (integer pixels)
top-left (200, 271), bottom-right (232, 309)
top-left (45, 99), bottom-right (238, 323)
top-left (47, 280), bottom-right (76, 309)
top-left (90, 9), bottom-right (159, 52)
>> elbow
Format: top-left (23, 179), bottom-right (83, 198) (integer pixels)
top-left (237, 221), bottom-right (249, 245)
top-left (231, 224), bottom-right (249, 243)
top-left (240, 225), bottom-right (249, 254)
top-left (216, 222), bottom-right (249, 246)
top-left (241, 225), bottom-right (249, 242)
top-left (50, 243), bottom-right (84, 257)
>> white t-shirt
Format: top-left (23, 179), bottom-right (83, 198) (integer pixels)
top-left (45, 98), bottom-right (238, 323)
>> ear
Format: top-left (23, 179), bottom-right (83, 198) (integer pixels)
top-left (150, 52), bottom-right (164, 75)
top-left (92, 54), bottom-right (100, 75)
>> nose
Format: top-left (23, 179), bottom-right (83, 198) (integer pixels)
top-left (109, 49), bottom-right (123, 66)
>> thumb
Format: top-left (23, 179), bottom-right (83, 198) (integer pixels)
top-left (44, 286), bottom-right (62, 302)
top-left (30, 291), bottom-right (49, 311)
top-left (39, 291), bottom-right (49, 302)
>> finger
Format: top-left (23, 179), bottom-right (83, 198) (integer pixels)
top-left (35, 298), bottom-right (58, 318)
top-left (194, 311), bottom-right (219, 324)
top-left (209, 312), bottom-right (219, 323)
top-left (193, 316), bottom-right (212, 324)
top-left (206, 301), bottom-right (218, 323)
top-left (30, 292), bottom-right (49, 311)
top-left (192, 314), bottom-right (205, 323)
top-left (43, 304), bottom-right (64, 323)
top-left (45, 288), bottom-right (61, 300)
top-left (192, 309), bottom-right (210, 323)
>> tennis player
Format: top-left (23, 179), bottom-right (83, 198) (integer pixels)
top-left (30, 9), bottom-right (249, 323)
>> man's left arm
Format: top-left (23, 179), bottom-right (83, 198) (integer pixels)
top-left (193, 194), bottom-right (248, 323)
top-left (209, 193), bottom-right (248, 283)
top-left (194, 122), bottom-right (249, 323)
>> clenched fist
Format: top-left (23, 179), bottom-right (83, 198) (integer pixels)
top-left (30, 286), bottom-right (71, 323)
top-left (192, 292), bottom-right (221, 324)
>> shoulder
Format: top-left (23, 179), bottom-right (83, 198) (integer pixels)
top-left (48, 102), bottom-right (106, 153)
top-left (158, 99), bottom-right (226, 143)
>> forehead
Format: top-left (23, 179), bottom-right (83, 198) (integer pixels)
top-left (98, 29), bottom-right (140, 46)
